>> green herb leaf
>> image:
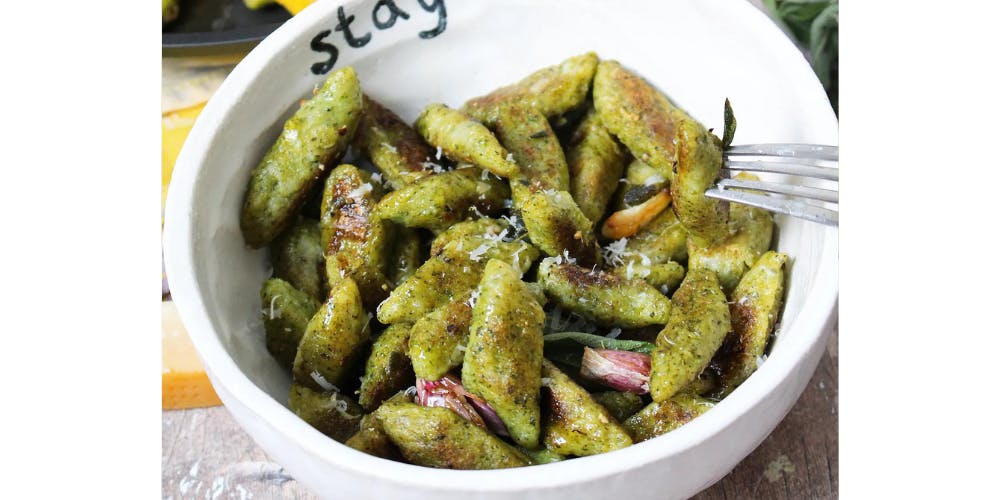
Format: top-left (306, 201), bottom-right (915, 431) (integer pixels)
top-left (543, 331), bottom-right (655, 367)
top-left (722, 98), bottom-right (736, 148)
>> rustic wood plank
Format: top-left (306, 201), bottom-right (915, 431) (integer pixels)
top-left (162, 407), bottom-right (316, 499)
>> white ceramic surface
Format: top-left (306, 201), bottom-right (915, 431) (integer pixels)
top-left (163, 1), bottom-right (839, 498)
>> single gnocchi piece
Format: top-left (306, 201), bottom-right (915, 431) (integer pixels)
top-left (519, 188), bottom-right (600, 268)
top-left (374, 397), bottom-right (531, 469)
top-left (670, 119), bottom-right (730, 244)
top-left (289, 383), bottom-right (364, 443)
top-left (293, 278), bottom-right (371, 392)
top-left (623, 393), bottom-right (715, 443)
top-left (591, 391), bottom-right (646, 423)
top-left (414, 104), bottom-right (519, 178)
top-left (241, 66), bottom-right (363, 247)
top-left (429, 218), bottom-right (510, 257)
top-left (686, 174), bottom-right (774, 295)
top-left (377, 235), bottom-right (536, 325)
top-left (345, 412), bottom-right (403, 460)
top-left (320, 164), bottom-right (393, 309)
top-left (710, 251), bottom-right (788, 397)
top-left (353, 94), bottom-right (434, 189)
top-left (649, 269), bottom-right (731, 402)
top-left (614, 205), bottom-right (689, 266)
top-left (260, 278), bottom-right (321, 369)
top-left (462, 259), bottom-right (546, 449)
top-left (540, 359), bottom-right (633, 456)
top-left (408, 291), bottom-right (474, 381)
top-left (376, 252), bottom-right (484, 325)
top-left (463, 52), bottom-right (599, 124)
top-left (593, 60), bottom-right (689, 181)
top-left (493, 104), bottom-right (570, 194)
top-left (386, 227), bottom-right (424, 288)
top-left (373, 168), bottom-right (510, 232)
top-left (566, 107), bottom-right (629, 222)
top-left (358, 323), bottom-right (415, 412)
top-left (612, 260), bottom-right (686, 296)
top-left (270, 217), bottom-right (327, 302)
top-left (537, 257), bottom-right (672, 328)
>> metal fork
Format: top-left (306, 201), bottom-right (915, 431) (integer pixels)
top-left (704, 144), bottom-right (839, 226)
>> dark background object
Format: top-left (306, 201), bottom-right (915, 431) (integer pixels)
top-left (163, 0), bottom-right (291, 57)
top-left (763, 0), bottom-right (839, 113)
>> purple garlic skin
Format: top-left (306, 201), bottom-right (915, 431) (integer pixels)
top-left (580, 347), bottom-right (651, 394)
top-left (415, 374), bottom-right (509, 436)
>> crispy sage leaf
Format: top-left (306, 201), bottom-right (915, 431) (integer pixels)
top-left (722, 98), bottom-right (736, 148)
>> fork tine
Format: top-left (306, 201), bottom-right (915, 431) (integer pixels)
top-left (725, 143), bottom-right (838, 161)
top-left (705, 188), bottom-right (839, 226)
top-left (723, 160), bottom-right (839, 181)
top-left (716, 178), bottom-right (839, 203)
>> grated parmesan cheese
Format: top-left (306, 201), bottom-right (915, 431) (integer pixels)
top-left (346, 183), bottom-right (373, 201)
top-left (602, 238), bottom-right (629, 267)
top-left (561, 249), bottom-right (577, 265)
top-left (467, 288), bottom-right (480, 307)
top-left (381, 142), bottom-right (397, 153)
top-left (506, 153), bottom-right (515, 162)
top-left (334, 398), bottom-right (349, 413)
top-left (469, 244), bottom-right (490, 262)
top-left (643, 174), bottom-right (666, 186)
top-left (269, 295), bottom-right (282, 320)
top-left (435, 146), bottom-right (442, 160)
top-left (607, 328), bottom-right (622, 339)
top-left (310, 371), bottom-right (337, 392)
top-left (421, 161), bottom-right (446, 173)
top-left (755, 354), bottom-right (767, 368)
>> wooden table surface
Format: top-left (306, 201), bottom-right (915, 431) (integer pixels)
top-left (162, 326), bottom-right (837, 499)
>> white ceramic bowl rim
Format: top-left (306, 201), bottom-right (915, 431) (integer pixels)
top-left (164, 0), bottom-right (838, 493)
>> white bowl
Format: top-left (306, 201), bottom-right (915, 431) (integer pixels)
top-left (164, 1), bottom-right (839, 498)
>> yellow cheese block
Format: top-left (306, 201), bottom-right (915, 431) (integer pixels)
top-left (162, 102), bottom-right (205, 216)
top-left (276, 0), bottom-right (315, 15)
top-left (163, 301), bottom-right (222, 409)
